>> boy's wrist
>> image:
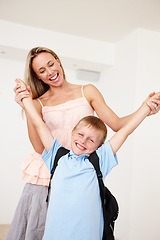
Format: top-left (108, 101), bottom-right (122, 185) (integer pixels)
top-left (144, 101), bottom-right (152, 116)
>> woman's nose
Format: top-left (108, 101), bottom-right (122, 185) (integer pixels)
top-left (47, 68), bottom-right (52, 76)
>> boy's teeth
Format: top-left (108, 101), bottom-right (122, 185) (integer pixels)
top-left (76, 143), bottom-right (85, 150)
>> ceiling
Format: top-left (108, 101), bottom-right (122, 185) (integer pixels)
top-left (1, 0), bottom-right (160, 43)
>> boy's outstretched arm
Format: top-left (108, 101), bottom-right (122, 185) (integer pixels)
top-left (109, 92), bottom-right (160, 155)
top-left (17, 79), bottom-right (53, 152)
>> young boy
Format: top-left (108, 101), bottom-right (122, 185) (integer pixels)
top-left (20, 80), bottom-right (159, 240)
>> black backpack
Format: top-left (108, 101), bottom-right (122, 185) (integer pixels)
top-left (46, 147), bottom-right (119, 240)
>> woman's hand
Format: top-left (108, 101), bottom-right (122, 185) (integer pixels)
top-left (14, 78), bottom-right (31, 108)
top-left (146, 92), bottom-right (160, 116)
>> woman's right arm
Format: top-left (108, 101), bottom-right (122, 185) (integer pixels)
top-left (14, 80), bottom-right (45, 154)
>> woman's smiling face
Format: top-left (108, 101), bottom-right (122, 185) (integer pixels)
top-left (32, 52), bottom-right (64, 87)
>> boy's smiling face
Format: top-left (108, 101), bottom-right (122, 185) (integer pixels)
top-left (71, 124), bottom-right (102, 156)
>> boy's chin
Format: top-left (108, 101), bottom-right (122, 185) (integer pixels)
top-left (72, 147), bottom-right (85, 155)
top-left (73, 150), bottom-right (83, 156)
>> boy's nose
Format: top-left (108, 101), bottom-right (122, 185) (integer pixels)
top-left (81, 137), bottom-right (86, 144)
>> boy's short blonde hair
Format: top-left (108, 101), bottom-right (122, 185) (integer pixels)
top-left (73, 116), bottom-right (107, 146)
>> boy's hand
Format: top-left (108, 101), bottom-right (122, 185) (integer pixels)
top-left (14, 78), bottom-right (31, 108)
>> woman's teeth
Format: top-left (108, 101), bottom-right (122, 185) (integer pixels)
top-left (50, 73), bottom-right (58, 81)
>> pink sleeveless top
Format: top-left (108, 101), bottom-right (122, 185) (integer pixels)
top-left (21, 86), bottom-right (94, 186)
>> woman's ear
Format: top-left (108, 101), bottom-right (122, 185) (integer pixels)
top-left (56, 57), bottom-right (60, 64)
top-left (71, 129), bottom-right (74, 136)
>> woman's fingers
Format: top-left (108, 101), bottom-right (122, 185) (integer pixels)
top-left (14, 78), bottom-right (30, 109)
top-left (146, 101), bottom-right (159, 115)
top-left (15, 91), bottom-right (30, 108)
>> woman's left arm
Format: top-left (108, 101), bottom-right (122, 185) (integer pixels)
top-left (84, 84), bottom-right (160, 132)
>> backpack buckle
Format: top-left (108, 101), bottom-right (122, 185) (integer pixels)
top-left (97, 172), bottom-right (103, 179)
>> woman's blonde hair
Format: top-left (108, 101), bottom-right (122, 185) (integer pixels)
top-left (24, 47), bottom-right (66, 99)
top-left (73, 116), bottom-right (107, 146)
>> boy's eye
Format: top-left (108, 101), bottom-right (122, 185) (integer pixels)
top-left (89, 139), bottom-right (94, 143)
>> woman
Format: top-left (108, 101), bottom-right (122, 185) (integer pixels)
top-left (7, 46), bottom-right (160, 240)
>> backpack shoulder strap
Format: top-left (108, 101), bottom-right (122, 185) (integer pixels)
top-left (88, 151), bottom-right (105, 202)
top-left (51, 147), bottom-right (70, 175)
top-left (89, 151), bottom-right (119, 239)
top-left (89, 151), bottom-right (102, 179)
top-left (46, 146), bottom-right (70, 202)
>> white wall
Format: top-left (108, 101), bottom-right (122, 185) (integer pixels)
top-left (129, 29), bottom-right (160, 240)
top-left (0, 22), bottom-right (160, 240)
top-left (0, 58), bottom-right (31, 223)
top-left (98, 30), bottom-right (140, 240)
top-left (0, 20), bottom-right (115, 72)
top-left (99, 29), bottom-right (160, 240)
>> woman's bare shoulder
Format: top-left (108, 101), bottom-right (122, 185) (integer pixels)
top-left (69, 83), bottom-right (82, 90)
top-left (83, 84), bottom-right (99, 95)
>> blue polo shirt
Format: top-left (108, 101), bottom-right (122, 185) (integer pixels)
top-left (42, 138), bottom-right (118, 240)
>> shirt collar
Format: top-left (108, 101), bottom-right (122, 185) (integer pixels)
top-left (69, 149), bottom-right (89, 160)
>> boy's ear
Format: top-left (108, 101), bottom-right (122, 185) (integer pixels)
top-left (98, 143), bottom-right (102, 148)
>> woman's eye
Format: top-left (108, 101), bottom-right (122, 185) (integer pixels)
top-left (40, 69), bottom-right (45, 74)
top-left (78, 133), bottom-right (83, 136)
top-left (49, 63), bottom-right (54, 67)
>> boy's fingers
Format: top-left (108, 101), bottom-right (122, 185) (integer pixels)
top-left (13, 85), bottom-right (20, 92)
top-left (15, 78), bottom-right (22, 84)
top-left (148, 92), bottom-right (155, 97)
top-left (15, 78), bottom-right (26, 88)
top-left (14, 87), bottom-right (27, 94)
